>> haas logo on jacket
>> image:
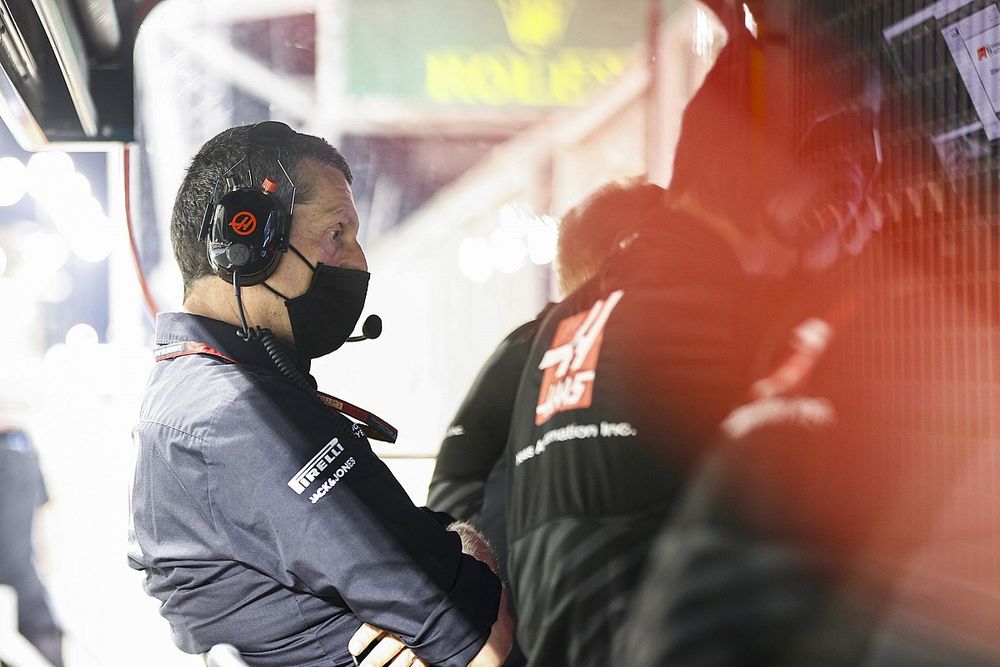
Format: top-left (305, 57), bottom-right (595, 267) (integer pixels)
top-left (535, 290), bottom-right (623, 425)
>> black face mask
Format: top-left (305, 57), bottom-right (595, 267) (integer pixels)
top-left (265, 247), bottom-right (369, 359)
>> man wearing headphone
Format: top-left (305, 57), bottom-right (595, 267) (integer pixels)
top-left (128, 123), bottom-right (512, 666)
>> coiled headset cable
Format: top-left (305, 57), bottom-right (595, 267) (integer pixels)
top-left (257, 327), bottom-right (316, 391)
top-left (232, 268), bottom-right (315, 392)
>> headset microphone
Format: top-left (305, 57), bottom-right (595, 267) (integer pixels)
top-left (346, 314), bottom-right (382, 343)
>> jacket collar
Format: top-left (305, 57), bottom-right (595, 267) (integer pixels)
top-left (153, 312), bottom-right (311, 378)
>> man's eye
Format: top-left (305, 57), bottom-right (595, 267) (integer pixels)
top-left (329, 229), bottom-right (342, 241)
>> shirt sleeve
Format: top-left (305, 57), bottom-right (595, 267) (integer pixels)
top-left (428, 318), bottom-right (539, 522)
top-left (205, 373), bottom-right (501, 667)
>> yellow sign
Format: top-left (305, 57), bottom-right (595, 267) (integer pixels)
top-left (425, 47), bottom-right (632, 106)
top-left (346, 0), bottom-right (642, 107)
top-left (424, 1), bottom-right (633, 106)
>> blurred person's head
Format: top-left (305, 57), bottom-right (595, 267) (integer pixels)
top-left (556, 180), bottom-right (666, 295)
top-left (173, 124), bottom-right (368, 357)
top-left (665, 20), bottom-right (883, 276)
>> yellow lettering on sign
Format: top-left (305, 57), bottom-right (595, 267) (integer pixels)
top-left (468, 52), bottom-right (513, 104)
top-left (424, 47), bottom-right (634, 106)
top-left (549, 51), bottom-right (584, 104)
top-left (426, 51), bottom-right (475, 103)
top-left (509, 53), bottom-right (547, 103)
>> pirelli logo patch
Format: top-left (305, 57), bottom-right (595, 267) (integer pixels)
top-left (535, 290), bottom-right (623, 425)
top-left (288, 438), bottom-right (346, 494)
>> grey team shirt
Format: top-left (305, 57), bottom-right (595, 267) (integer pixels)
top-left (128, 313), bottom-right (500, 667)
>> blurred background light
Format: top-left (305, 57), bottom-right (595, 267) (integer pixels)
top-left (65, 322), bottom-right (99, 347)
top-left (78, 193), bottom-right (103, 219)
top-left (458, 236), bottom-right (493, 283)
top-left (44, 191), bottom-right (113, 263)
top-left (499, 202), bottom-right (533, 238)
top-left (527, 215), bottom-right (558, 265)
top-left (62, 171), bottom-right (92, 200)
top-left (21, 230), bottom-right (70, 277)
top-left (42, 341), bottom-right (71, 371)
top-left (0, 156), bottom-right (27, 206)
top-left (0, 242), bottom-right (7, 276)
top-left (66, 214), bottom-right (114, 263)
top-left (45, 191), bottom-right (103, 227)
top-left (459, 205), bottom-right (557, 281)
top-left (743, 3), bottom-right (758, 38)
top-left (694, 7), bottom-right (720, 57)
top-left (490, 226), bottom-right (527, 274)
top-left (39, 270), bottom-right (74, 304)
top-left (26, 150), bottom-right (74, 200)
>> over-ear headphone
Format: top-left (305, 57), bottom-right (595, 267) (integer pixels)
top-left (736, 14), bottom-right (883, 255)
top-left (199, 121), bottom-right (298, 286)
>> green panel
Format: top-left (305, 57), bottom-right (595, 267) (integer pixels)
top-left (345, 0), bottom-right (653, 107)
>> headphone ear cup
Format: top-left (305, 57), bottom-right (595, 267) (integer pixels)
top-left (205, 122), bottom-right (296, 286)
top-left (205, 188), bottom-right (288, 285)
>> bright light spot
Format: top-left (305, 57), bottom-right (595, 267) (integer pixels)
top-left (499, 202), bottom-right (533, 239)
top-left (43, 342), bottom-right (71, 370)
top-left (28, 157), bottom-right (111, 264)
top-left (48, 196), bottom-right (112, 263)
top-left (693, 8), bottom-right (717, 57)
top-left (39, 270), bottom-right (73, 304)
top-left (40, 196), bottom-right (73, 223)
top-left (0, 243), bottom-right (6, 277)
top-left (66, 323), bottom-right (99, 347)
top-left (527, 215), bottom-right (558, 265)
top-left (0, 157), bottom-right (27, 206)
top-left (28, 151), bottom-right (73, 173)
top-left (66, 214), bottom-right (114, 263)
top-left (46, 194), bottom-right (103, 230)
top-left (26, 151), bottom-right (74, 200)
top-left (458, 236), bottom-right (492, 283)
top-left (743, 4), bottom-right (759, 38)
top-left (78, 194), bottom-right (104, 219)
top-left (490, 227), bottom-right (527, 274)
top-left (21, 230), bottom-right (69, 276)
top-left (62, 171), bottom-right (92, 199)
top-left (0, 275), bottom-right (37, 338)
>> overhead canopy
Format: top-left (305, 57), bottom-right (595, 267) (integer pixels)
top-left (0, 0), bottom-right (133, 150)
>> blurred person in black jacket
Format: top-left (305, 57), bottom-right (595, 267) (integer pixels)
top-left (0, 424), bottom-right (64, 667)
top-left (621, 271), bottom-right (1000, 666)
top-left (427, 181), bottom-right (666, 569)
top-left (501, 4), bottom-right (886, 664)
top-left (427, 181), bottom-right (666, 666)
top-left (619, 2), bottom-right (1000, 665)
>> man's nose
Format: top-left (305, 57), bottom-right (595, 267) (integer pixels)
top-left (350, 243), bottom-right (368, 273)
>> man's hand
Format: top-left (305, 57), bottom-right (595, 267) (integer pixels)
top-left (447, 522), bottom-right (513, 667)
top-left (349, 623), bottom-right (427, 667)
top-left (349, 524), bottom-right (512, 667)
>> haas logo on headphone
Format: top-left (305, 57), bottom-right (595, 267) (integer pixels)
top-left (229, 211), bottom-right (258, 236)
